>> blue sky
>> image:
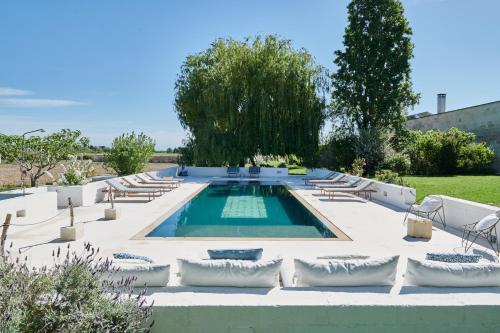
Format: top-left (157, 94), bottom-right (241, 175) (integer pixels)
top-left (1, 0), bottom-right (499, 149)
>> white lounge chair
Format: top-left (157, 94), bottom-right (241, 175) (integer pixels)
top-left (105, 179), bottom-right (163, 201)
top-left (146, 172), bottom-right (184, 182)
top-left (122, 176), bottom-right (174, 192)
top-left (136, 174), bottom-right (181, 188)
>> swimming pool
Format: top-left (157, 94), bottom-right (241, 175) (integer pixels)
top-left (146, 181), bottom-right (340, 238)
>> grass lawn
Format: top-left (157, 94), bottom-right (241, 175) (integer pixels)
top-left (403, 175), bottom-right (500, 207)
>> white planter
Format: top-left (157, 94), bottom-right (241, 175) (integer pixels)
top-left (60, 224), bottom-right (84, 241)
top-left (48, 182), bottom-right (107, 208)
top-left (104, 208), bottom-right (120, 220)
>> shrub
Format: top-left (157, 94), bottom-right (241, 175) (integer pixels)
top-left (457, 142), bottom-right (495, 174)
top-left (355, 127), bottom-right (388, 175)
top-left (374, 169), bottom-right (408, 186)
top-left (402, 128), bottom-right (495, 175)
top-left (350, 157), bottom-right (366, 176)
top-left (318, 132), bottom-right (357, 171)
top-left (383, 152), bottom-right (411, 175)
top-left (0, 243), bottom-right (153, 332)
top-left (58, 155), bottom-right (95, 185)
top-left (105, 132), bottom-right (155, 176)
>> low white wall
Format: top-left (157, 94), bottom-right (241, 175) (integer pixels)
top-left (370, 180), bottom-right (416, 210)
top-left (151, 305), bottom-right (500, 333)
top-left (0, 190), bottom-right (58, 225)
top-left (47, 180), bottom-right (108, 208)
top-left (160, 166), bottom-right (289, 178)
top-left (440, 195), bottom-right (499, 231)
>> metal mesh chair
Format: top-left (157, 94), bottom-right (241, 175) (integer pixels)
top-left (461, 211), bottom-right (500, 256)
top-left (403, 195), bottom-right (446, 228)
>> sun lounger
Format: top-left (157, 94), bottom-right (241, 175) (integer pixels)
top-left (322, 180), bottom-right (375, 200)
top-left (105, 179), bottom-right (163, 201)
top-left (146, 172), bottom-right (184, 182)
top-left (227, 166), bottom-right (240, 178)
top-left (303, 171), bottom-right (338, 185)
top-left (122, 177), bottom-right (173, 192)
top-left (316, 177), bottom-right (362, 194)
top-left (306, 173), bottom-right (347, 186)
top-left (136, 174), bottom-right (181, 188)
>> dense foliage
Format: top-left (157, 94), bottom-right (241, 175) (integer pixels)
top-left (175, 35), bottom-right (328, 167)
top-left (331, 0), bottom-right (419, 172)
top-left (393, 128), bottom-right (494, 175)
top-left (0, 129), bottom-right (89, 186)
top-left (105, 132), bottom-right (155, 176)
top-left (0, 243), bottom-right (153, 332)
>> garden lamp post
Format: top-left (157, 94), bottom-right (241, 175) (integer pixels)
top-left (20, 128), bottom-right (45, 196)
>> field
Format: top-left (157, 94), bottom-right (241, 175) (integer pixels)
top-left (0, 162), bottom-right (176, 191)
top-left (403, 175), bottom-right (500, 207)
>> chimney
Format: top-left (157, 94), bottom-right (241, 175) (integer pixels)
top-left (437, 93), bottom-right (446, 114)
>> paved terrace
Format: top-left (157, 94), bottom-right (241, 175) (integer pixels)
top-left (6, 175), bottom-right (500, 331)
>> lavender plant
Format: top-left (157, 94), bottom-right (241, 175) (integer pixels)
top-left (0, 243), bottom-right (154, 333)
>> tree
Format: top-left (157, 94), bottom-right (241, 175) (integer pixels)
top-left (175, 35), bottom-right (328, 167)
top-left (0, 129), bottom-right (89, 187)
top-left (105, 132), bottom-right (155, 176)
top-left (331, 0), bottom-right (419, 172)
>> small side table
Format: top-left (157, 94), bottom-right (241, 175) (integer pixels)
top-left (407, 216), bottom-right (432, 239)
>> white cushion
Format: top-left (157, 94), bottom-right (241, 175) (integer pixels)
top-left (317, 255), bottom-right (370, 260)
top-left (475, 214), bottom-right (499, 231)
top-left (294, 256), bottom-right (399, 287)
top-left (106, 263), bottom-right (170, 287)
top-left (177, 258), bottom-right (282, 287)
top-left (406, 258), bottom-right (500, 287)
top-left (417, 196), bottom-right (442, 212)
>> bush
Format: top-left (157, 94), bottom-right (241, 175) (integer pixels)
top-left (318, 132), bottom-right (357, 171)
top-left (402, 128), bottom-right (495, 175)
top-left (374, 169), bottom-right (408, 186)
top-left (355, 127), bottom-right (388, 175)
top-left (0, 243), bottom-right (153, 332)
top-left (457, 142), bottom-right (495, 174)
top-left (105, 132), bottom-right (155, 176)
top-left (383, 152), bottom-right (411, 175)
top-left (350, 157), bottom-right (366, 176)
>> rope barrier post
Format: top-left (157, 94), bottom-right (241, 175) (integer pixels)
top-left (68, 197), bottom-right (74, 227)
top-left (1, 214), bottom-right (12, 258)
top-left (110, 186), bottom-right (115, 209)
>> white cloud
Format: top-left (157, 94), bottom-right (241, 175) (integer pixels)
top-left (0, 87), bottom-right (32, 96)
top-left (0, 98), bottom-right (85, 108)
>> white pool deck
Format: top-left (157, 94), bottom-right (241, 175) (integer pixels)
top-left (7, 175), bottom-right (500, 311)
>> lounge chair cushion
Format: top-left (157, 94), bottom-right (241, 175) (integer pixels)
top-left (106, 263), bottom-right (170, 287)
top-left (426, 252), bottom-right (482, 263)
top-left (317, 255), bottom-right (370, 260)
top-left (406, 258), bottom-right (500, 287)
top-left (208, 248), bottom-right (263, 260)
top-left (294, 256), bottom-right (399, 287)
top-left (113, 252), bottom-right (154, 263)
top-left (177, 258), bottom-right (282, 287)
top-left (475, 214), bottom-right (500, 231)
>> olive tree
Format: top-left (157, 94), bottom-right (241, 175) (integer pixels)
top-left (105, 132), bottom-right (155, 176)
top-left (175, 35), bottom-right (328, 167)
top-left (0, 129), bottom-right (89, 187)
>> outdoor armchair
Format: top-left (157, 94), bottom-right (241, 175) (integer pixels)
top-left (461, 211), bottom-right (500, 256)
top-left (404, 195), bottom-right (446, 228)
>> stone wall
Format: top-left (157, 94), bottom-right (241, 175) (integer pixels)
top-left (406, 100), bottom-right (500, 172)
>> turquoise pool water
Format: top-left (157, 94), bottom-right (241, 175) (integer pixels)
top-left (147, 182), bottom-right (336, 238)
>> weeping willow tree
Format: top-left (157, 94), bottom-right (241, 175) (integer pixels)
top-left (174, 35), bottom-right (328, 167)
